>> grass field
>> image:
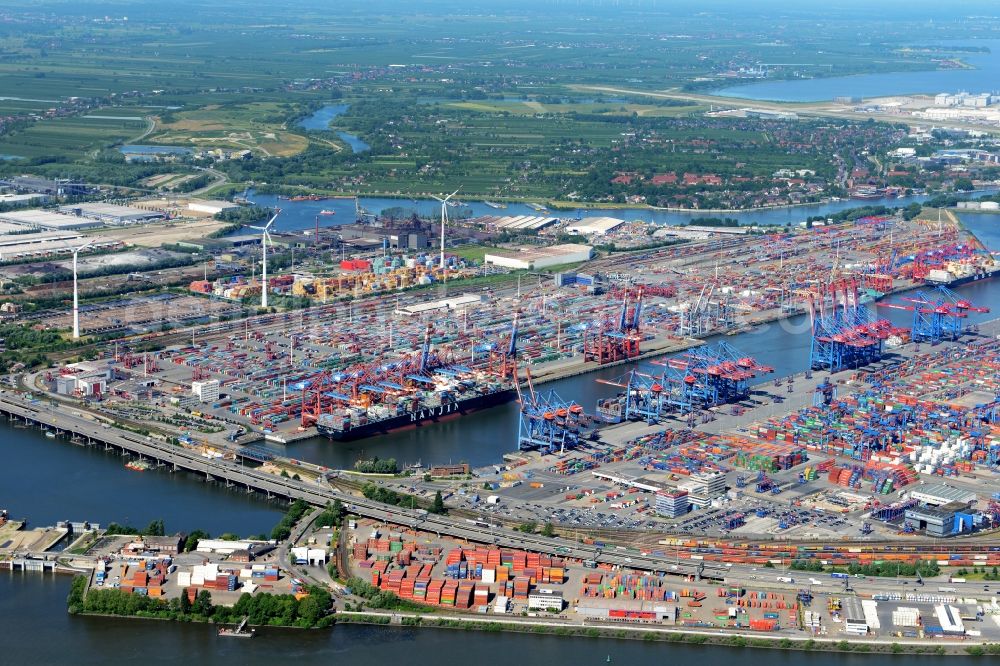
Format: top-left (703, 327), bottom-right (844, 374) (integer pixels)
top-left (145, 102), bottom-right (312, 157)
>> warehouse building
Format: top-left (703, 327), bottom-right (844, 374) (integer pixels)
top-left (575, 598), bottom-right (678, 624)
top-left (842, 597), bottom-right (869, 635)
top-left (395, 294), bottom-right (485, 317)
top-left (58, 203), bottom-right (165, 225)
top-left (484, 243), bottom-right (592, 270)
top-left (0, 209), bottom-right (102, 231)
top-left (187, 200), bottom-right (240, 216)
top-left (0, 193), bottom-right (50, 206)
top-left (473, 215), bottom-right (559, 232)
top-left (563, 216), bottom-right (626, 236)
top-left (908, 484), bottom-right (977, 507)
top-left (903, 501), bottom-right (976, 537)
top-left (932, 604), bottom-right (966, 636)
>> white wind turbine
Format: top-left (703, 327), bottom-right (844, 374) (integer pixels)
top-left (71, 240), bottom-right (93, 340)
top-left (249, 209), bottom-right (280, 309)
top-left (431, 188), bottom-right (460, 276)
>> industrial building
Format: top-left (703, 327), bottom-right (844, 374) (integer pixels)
top-left (58, 203), bottom-right (165, 225)
top-left (0, 176), bottom-right (89, 196)
top-left (563, 216), bottom-right (626, 236)
top-left (655, 489), bottom-right (690, 518)
top-left (0, 209), bottom-right (102, 231)
top-left (474, 215), bottom-right (560, 232)
top-left (908, 484), bottom-right (977, 507)
top-left (575, 598), bottom-right (678, 624)
top-left (55, 362), bottom-right (113, 398)
top-left (527, 589), bottom-right (564, 611)
top-left (395, 294), bottom-right (485, 317)
top-left (904, 502), bottom-right (976, 537)
top-left (842, 597), bottom-right (869, 635)
top-left (0, 193), bottom-right (49, 206)
top-left (484, 243), bottom-right (592, 270)
top-left (187, 200), bottom-right (240, 216)
top-left (0, 231), bottom-right (122, 262)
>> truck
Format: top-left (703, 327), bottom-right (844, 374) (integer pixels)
top-left (830, 572), bottom-right (849, 579)
top-left (776, 576), bottom-right (795, 583)
top-left (949, 577), bottom-right (966, 584)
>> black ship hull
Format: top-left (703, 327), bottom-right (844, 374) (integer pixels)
top-left (927, 267), bottom-right (1000, 288)
top-left (316, 389), bottom-right (515, 441)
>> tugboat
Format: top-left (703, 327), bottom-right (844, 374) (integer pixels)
top-left (218, 617), bottom-right (255, 638)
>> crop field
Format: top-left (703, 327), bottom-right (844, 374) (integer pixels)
top-left (0, 116), bottom-right (145, 160)
top-left (0, 1), bottom-right (983, 200)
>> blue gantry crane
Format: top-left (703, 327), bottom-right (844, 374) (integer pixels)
top-left (515, 365), bottom-right (590, 453)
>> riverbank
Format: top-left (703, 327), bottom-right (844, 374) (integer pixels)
top-left (332, 609), bottom-right (990, 655)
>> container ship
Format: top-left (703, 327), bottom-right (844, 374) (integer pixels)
top-left (925, 258), bottom-right (1000, 287)
top-left (316, 374), bottom-right (514, 441)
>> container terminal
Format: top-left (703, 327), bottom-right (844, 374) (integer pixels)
top-left (5, 205), bottom-right (1000, 644)
top-left (3, 319), bottom-right (1000, 646)
top-left (31, 212), bottom-right (995, 447)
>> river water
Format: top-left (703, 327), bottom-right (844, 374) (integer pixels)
top-left (715, 40), bottom-right (1000, 102)
top-left (0, 215), bottom-right (997, 661)
top-left (297, 104), bottom-right (370, 153)
top-left (0, 574), bottom-right (946, 666)
top-left (249, 187), bottom-right (988, 236)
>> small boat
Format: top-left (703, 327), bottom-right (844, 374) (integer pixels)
top-left (125, 460), bottom-right (152, 472)
top-left (219, 617), bottom-right (255, 638)
top-left (319, 209), bottom-right (336, 216)
top-left (45, 431), bottom-right (56, 439)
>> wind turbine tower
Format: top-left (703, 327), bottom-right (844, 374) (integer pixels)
top-left (432, 188), bottom-right (460, 277)
top-left (249, 209), bottom-right (281, 309)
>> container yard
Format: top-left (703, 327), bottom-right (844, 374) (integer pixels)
top-left (436, 316), bottom-right (1000, 539)
top-left (343, 518), bottom-right (1000, 640)
top-left (41, 212), bottom-right (994, 448)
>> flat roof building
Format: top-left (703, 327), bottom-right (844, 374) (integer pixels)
top-left (188, 200), bottom-right (240, 215)
top-left (575, 597), bottom-right (678, 624)
top-left (909, 484), bottom-right (977, 507)
top-left (563, 216), bottom-right (626, 236)
top-left (0, 209), bottom-right (102, 231)
top-left (484, 243), bottom-right (592, 270)
top-left (58, 203), bottom-right (165, 226)
top-left (655, 489), bottom-right (690, 518)
top-left (527, 589), bottom-right (564, 612)
top-left (904, 501), bottom-right (975, 538)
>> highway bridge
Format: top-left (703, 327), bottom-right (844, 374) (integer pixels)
top-left (0, 393), bottom-right (729, 580)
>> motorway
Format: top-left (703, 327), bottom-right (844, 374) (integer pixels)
top-left (5, 391), bottom-right (999, 600)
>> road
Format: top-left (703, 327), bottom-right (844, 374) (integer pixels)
top-left (5, 391), bottom-right (998, 600)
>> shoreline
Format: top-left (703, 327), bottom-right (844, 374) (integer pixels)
top-left (63, 604), bottom-right (991, 655)
top-left (333, 610), bottom-right (973, 655)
